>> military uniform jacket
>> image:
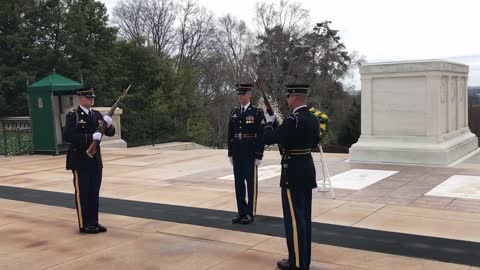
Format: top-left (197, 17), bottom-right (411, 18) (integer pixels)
top-left (64, 106), bottom-right (115, 171)
top-left (228, 104), bottom-right (266, 160)
top-left (263, 106), bottom-right (320, 191)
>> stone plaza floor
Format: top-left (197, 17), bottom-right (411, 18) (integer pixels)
top-left (1, 142), bottom-right (480, 269)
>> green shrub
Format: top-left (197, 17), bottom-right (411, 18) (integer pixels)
top-left (0, 130), bottom-right (32, 156)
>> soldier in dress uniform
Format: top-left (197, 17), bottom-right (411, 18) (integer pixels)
top-left (64, 86), bottom-right (115, 234)
top-left (227, 83), bottom-right (266, 225)
top-left (263, 84), bottom-right (320, 270)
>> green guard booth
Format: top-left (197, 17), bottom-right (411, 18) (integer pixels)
top-left (27, 71), bottom-right (84, 154)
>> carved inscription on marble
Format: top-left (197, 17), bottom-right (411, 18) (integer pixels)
top-left (449, 76), bottom-right (457, 103)
top-left (458, 77), bottom-right (465, 102)
top-left (441, 76), bottom-right (448, 104)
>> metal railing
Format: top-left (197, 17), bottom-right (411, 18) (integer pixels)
top-left (121, 112), bottom-right (188, 147)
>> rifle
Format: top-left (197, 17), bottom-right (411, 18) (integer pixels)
top-left (255, 78), bottom-right (280, 127)
top-left (254, 78), bottom-right (274, 116)
top-left (255, 77), bottom-right (283, 154)
top-left (86, 84), bottom-right (131, 158)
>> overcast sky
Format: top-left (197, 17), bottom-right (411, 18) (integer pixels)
top-left (100, 0), bottom-right (480, 87)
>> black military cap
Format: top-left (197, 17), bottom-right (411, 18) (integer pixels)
top-left (285, 84), bottom-right (309, 95)
top-left (235, 83), bottom-right (253, 95)
top-left (76, 86), bottom-right (96, 98)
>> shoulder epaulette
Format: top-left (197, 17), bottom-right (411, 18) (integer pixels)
top-left (230, 107), bottom-right (239, 117)
top-left (66, 110), bottom-right (76, 120)
top-left (67, 109), bottom-right (80, 127)
top-left (287, 114), bottom-right (299, 128)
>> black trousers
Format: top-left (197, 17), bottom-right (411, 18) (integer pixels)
top-left (72, 169), bottom-right (102, 229)
top-left (281, 187), bottom-right (312, 269)
top-left (232, 157), bottom-right (258, 217)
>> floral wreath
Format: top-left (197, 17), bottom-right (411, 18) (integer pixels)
top-left (309, 107), bottom-right (329, 145)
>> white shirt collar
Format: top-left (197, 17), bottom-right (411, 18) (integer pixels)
top-left (293, 105), bottom-right (307, 113)
top-left (241, 102), bottom-right (251, 111)
top-left (79, 105), bottom-right (91, 114)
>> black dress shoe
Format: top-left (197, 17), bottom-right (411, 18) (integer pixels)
top-left (240, 215), bottom-right (254, 225)
top-left (232, 215), bottom-right (242, 224)
top-left (277, 259), bottom-right (290, 270)
top-left (96, 224), bottom-right (107, 233)
top-left (276, 259), bottom-right (309, 270)
top-left (80, 225), bottom-right (99, 234)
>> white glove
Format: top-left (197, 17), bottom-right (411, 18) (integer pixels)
top-left (255, 159), bottom-right (262, 166)
top-left (229, 157), bottom-right (233, 165)
top-left (93, 132), bottom-right (102, 141)
top-left (265, 113), bottom-right (276, 123)
top-left (103, 115), bottom-right (112, 127)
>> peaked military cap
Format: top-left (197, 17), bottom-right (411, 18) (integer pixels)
top-left (285, 84), bottom-right (309, 95)
top-left (235, 83), bottom-right (253, 95)
top-left (76, 86), bottom-right (96, 98)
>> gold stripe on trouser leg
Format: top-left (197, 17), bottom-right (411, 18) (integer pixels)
top-left (287, 189), bottom-right (300, 268)
top-left (253, 160), bottom-right (258, 216)
top-left (74, 170), bottom-right (84, 228)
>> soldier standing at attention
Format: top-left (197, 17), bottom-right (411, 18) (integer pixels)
top-left (263, 84), bottom-right (320, 270)
top-left (228, 83), bottom-right (266, 225)
top-left (64, 87), bottom-right (115, 234)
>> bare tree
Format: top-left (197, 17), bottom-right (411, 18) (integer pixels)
top-left (144, 0), bottom-right (176, 56)
top-left (113, 0), bottom-right (147, 45)
top-left (252, 1), bottom-right (312, 117)
top-left (255, 0), bottom-right (310, 37)
top-left (193, 15), bottom-right (257, 148)
top-left (113, 0), bottom-right (177, 56)
top-left (176, 0), bottom-right (214, 69)
top-left (255, 26), bottom-right (302, 117)
top-left (214, 14), bottom-right (256, 85)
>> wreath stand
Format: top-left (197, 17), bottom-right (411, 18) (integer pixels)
top-left (316, 144), bottom-right (335, 199)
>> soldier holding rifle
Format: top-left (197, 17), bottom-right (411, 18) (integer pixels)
top-left (263, 84), bottom-right (320, 270)
top-left (64, 85), bottom-right (128, 234)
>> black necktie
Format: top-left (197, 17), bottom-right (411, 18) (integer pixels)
top-left (241, 107), bottom-right (244, 114)
top-left (88, 110), bottom-right (92, 119)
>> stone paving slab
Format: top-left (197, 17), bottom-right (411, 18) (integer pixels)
top-left (1, 185), bottom-right (479, 267)
top-left (2, 146), bottom-right (480, 269)
top-left (0, 201), bottom-right (476, 270)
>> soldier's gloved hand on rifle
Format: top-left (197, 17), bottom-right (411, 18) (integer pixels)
top-left (103, 115), bottom-right (112, 127)
top-left (93, 132), bottom-right (102, 141)
top-left (265, 113), bottom-right (276, 124)
top-left (255, 159), bottom-right (262, 166)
